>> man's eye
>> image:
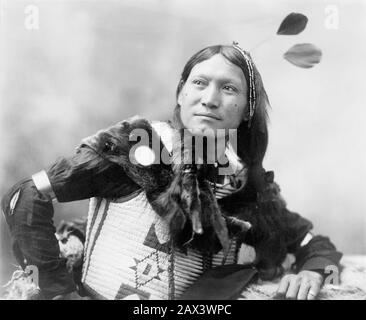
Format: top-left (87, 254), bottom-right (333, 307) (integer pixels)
top-left (223, 85), bottom-right (236, 92)
top-left (192, 79), bottom-right (205, 86)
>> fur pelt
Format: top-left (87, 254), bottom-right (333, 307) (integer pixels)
top-left (82, 116), bottom-right (291, 278)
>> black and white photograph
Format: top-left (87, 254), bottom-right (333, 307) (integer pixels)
top-left (0, 0), bottom-right (365, 302)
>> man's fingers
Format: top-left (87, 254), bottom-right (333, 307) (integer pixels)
top-left (285, 276), bottom-right (301, 299)
top-left (277, 276), bottom-right (290, 296)
top-left (297, 279), bottom-right (311, 300)
top-left (276, 271), bottom-right (323, 300)
top-left (307, 282), bottom-right (321, 300)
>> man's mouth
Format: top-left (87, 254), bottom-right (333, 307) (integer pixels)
top-left (194, 112), bottom-right (221, 120)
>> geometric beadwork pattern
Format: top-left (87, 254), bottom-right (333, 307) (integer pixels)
top-left (82, 184), bottom-right (239, 299)
top-left (129, 250), bottom-right (166, 288)
top-left (143, 224), bottom-right (170, 254)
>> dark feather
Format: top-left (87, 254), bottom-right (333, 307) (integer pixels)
top-left (277, 12), bottom-right (308, 35)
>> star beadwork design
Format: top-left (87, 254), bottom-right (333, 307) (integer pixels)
top-left (129, 251), bottom-right (166, 288)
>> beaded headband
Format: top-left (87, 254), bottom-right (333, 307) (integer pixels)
top-left (232, 41), bottom-right (256, 127)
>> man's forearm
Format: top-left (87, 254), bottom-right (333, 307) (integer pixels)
top-left (1, 178), bottom-right (76, 299)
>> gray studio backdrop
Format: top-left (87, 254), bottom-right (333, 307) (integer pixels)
top-left (1, 0), bottom-right (365, 285)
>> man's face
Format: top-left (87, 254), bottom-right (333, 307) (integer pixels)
top-left (178, 54), bottom-right (248, 134)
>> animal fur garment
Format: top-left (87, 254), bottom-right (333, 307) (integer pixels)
top-left (80, 117), bottom-right (232, 255)
top-left (78, 116), bottom-right (300, 279)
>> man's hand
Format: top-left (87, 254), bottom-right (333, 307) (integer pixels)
top-left (276, 270), bottom-right (323, 300)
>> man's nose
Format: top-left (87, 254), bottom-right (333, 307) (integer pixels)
top-left (201, 85), bottom-right (220, 109)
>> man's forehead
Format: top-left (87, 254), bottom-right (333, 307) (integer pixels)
top-left (189, 56), bottom-right (245, 83)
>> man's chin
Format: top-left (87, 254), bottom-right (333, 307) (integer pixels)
top-left (187, 122), bottom-right (220, 136)
top-left (189, 127), bottom-right (217, 137)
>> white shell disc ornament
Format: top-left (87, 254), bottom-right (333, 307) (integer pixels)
top-left (134, 145), bottom-right (156, 166)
